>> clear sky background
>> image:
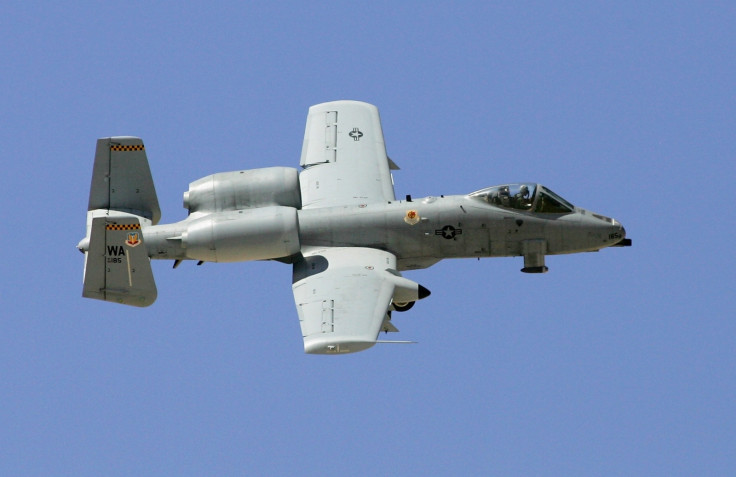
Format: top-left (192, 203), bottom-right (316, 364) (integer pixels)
top-left (2, 2), bottom-right (734, 475)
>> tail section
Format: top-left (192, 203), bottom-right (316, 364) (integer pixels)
top-left (79, 137), bottom-right (159, 307)
top-left (87, 137), bottom-right (160, 223)
top-left (82, 214), bottom-right (157, 306)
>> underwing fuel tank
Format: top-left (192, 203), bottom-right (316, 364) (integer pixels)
top-left (181, 206), bottom-right (300, 262)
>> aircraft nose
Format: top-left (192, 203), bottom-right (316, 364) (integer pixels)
top-left (601, 216), bottom-right (631, 247)
top-left (612, 222), bottom-right (632, 247)
top-left (606, 218), bottom-right (624, 242)
top-left (579, 212), bottom-right (630, 249)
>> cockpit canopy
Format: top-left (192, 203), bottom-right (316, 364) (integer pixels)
top-left (469, 183), bottom-right (575, 214)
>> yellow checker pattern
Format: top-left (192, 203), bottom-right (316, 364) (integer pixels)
top-left (110, 144), bottom-right (145, 152)
top-left (106, 224), bottom-right (141, 231)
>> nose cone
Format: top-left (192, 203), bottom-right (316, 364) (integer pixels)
top-left (606, 218), bottom-right (626, 244)
top-left (578, 211), bottom-right (628, 251)
top-left (550, 209), bottom-right (630, 254)
top-left (612, 223), bottom-right (632, 247)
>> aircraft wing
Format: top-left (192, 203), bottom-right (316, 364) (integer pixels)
top-left (299, 101), bottom-right (397, 209)
top-left (292, 247), bottom-right (415, 354)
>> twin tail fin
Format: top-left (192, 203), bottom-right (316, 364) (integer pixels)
top-left (79, 137), bottom-right (159, 307)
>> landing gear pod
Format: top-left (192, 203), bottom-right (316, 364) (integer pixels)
top-left (521, 239), bottom-right (549, 273)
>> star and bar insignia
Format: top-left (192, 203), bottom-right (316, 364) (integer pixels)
top-left (435, 225), bottom-right (462, 239)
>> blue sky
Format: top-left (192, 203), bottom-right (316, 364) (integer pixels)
top-left (2, 1), bottom-right (734, 475)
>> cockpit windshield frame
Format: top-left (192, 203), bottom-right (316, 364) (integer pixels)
top-left (469, 183), bottom-right (575, 214)
top-left (535, 186), bottom-right (575, 214)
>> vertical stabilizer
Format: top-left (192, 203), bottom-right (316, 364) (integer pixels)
top-left (80, 136), bottom-right (159, 307)
top-left (88, 137), bottom-right (161, 223)
top-left (82, 215), bottom-right (157, 307)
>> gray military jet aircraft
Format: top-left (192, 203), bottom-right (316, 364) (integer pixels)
top-left (78, 100), bottom-right (630, 354)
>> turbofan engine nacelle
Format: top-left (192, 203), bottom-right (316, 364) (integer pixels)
top-left (183, 167), bottom-right (301, 213)
top-left (181, 206), bottom-right (300, 263)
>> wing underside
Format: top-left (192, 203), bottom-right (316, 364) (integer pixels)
top-left (299, 100), bottom-right (396, 209)
top-left (292, 247), bottom-right (418, 354)
top-left (292, 102), bottom-right (425, 353)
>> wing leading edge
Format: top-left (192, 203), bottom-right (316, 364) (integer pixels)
top-left (292, 247), bottom-right (425, 354)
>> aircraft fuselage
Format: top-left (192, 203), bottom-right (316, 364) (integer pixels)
top-left (141, 192), bottom-right (626, 273)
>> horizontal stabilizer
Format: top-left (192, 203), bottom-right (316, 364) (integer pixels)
top-left (83, 215), bottom-right (157, 307)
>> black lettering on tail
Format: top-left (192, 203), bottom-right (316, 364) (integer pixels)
top-left (107, 245), bottom-right (126, 256)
